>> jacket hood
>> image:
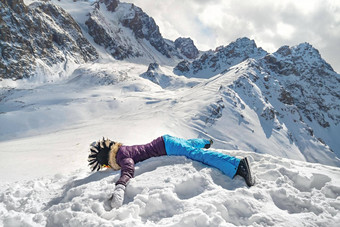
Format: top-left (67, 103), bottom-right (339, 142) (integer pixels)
top-left (108, 142), bottom-right (123, 170)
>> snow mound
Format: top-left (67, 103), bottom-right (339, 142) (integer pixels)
top-left (1, 150), bottom-right (339, 226)
top-left (140, 63), bottom-right (201, 89)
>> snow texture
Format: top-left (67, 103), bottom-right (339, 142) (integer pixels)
top-left (1, 59), bottom-right (339, 226)
top-left (1, 0), bottom-right (340, 226)
top-left (1, 148), bottom-right (340, 226)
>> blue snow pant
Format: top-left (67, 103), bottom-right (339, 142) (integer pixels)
top-left (162, 135), bottom-right (240, 178)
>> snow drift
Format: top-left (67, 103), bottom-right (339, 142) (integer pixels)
top-left (1, 149), bottom-right (340, 226)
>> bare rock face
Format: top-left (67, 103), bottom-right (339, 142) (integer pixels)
top-left (120, 3), bottom-right (176, 58)
top-left (85, 14), bottom-right (140, 60)
top-left (174, 61), bottom-right (190, 73)
top-left (174, 37), bottom-right (199, 59)
top-left (261, 43), bottom-right (340, 128)
top-left (99, 0), bottom-right (119, 12)
top-left (0, 0), bottom-right (98, 79)
top-left (174, 37), bottom-right (267, 78)
top-left (86, 0), bottom-right (177, 60)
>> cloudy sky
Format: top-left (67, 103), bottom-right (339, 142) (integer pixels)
top-left (124, 0), bottom-right (340, 73)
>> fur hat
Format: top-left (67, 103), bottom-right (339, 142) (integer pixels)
top-left (88, 138), bottom-right (122, 171)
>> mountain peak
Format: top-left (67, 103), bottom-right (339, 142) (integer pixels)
top-left (174, 37), bottom-right (267, 78)
top-left (270, 42), bottom-right (334, 72)
top-left (215, 37), bottom-right (259, 52)
top-left (85, 0), bottom-right (179, 61)
top-left (0, 0), bottom-right (98, 79)
top-left (259, 42), bottom-right (340, 131)
top-left (174, 37), bottom-right (199, 59)
top-left (276, 42), bottom-right (320, 58)
top-left (231, 37), bottom-right (256, 47)
top-left (294, 42), bottom-right (318, 53)
top-left (98, 0), bottom-right (119, 12)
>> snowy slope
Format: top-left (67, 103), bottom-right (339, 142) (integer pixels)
top-left (1, 148), bottom-right (340, 226)
top-left (0, 61), bottom-right (196, 182)
top-left (1, 59), bottom-right (340, 226)
top-left (1, 0), bottom-right (340, 226)
top-left (211, 60), bottom-right (339, 165)
top-left (52, 0), bottom-right (182, 65)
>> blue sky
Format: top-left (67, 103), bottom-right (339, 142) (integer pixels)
top-left (125, 0), bottom-right (340, 73)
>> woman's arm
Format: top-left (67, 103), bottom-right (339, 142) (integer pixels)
top-left (111, 158), bottom-right (135, 209)
top-left (116, 158), bottom-right (135, 186)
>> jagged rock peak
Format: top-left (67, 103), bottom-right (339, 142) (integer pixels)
top-left (174, 37), bottom-right (199, 59)
top-left (96, 0), bottom-right (119, 12)
top-left (174, 37), bottom-right (267, 78)
top-left (276, 42), bottom-right (323, 60)
top-left (1, 0), bottom-right (28, 13)
top-left (218, 37), bottom-right (256, 49)
top-left (147, 62), bottom-right (160, 72)
top-left (86, 0), bottom-right (177, 60)
top-left (0, 0), bottom-right (98, 79)
top-left (264, 42), bottom-right (334, 75)
top-left (120, 4), bottom-right (175, 58)
top-left (275, 45), bottom-right (291, 57)
top-left (259, 42), bottom-right (340, 129)
top-left (215, 37), bottom-right (266, 55)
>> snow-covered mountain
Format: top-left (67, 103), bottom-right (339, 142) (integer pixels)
top-left (1, 0), bottom-right (340, 226)
top-left (174, 37), bottom-right (200, 60)
top-left (84, 0), bottom-right (198, 65)
top-left (0, 0), bottom-right (98, 80)
top-left (174, 37), bottom-right (267, 78)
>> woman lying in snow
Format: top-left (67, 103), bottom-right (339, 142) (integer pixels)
top-left (88, 135), bottom-right (255, 209)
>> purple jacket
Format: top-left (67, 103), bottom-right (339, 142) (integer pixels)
top-left (115, 136), bottom-right (166, 186)
top-left (110, 135), bottom-right (238, 187)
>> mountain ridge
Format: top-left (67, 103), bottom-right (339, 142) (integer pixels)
top-left (0, 0), bottom-right (98, 79)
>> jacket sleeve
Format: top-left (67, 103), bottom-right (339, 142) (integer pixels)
top-left (116, 158), bottom-right (135, 186)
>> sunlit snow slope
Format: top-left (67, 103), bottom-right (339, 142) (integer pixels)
top-left (1, 59), bottom-right (340, 226)
top-left (1, 0), bottom-right (340, 226)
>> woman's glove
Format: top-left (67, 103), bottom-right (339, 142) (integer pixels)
top-left (110, 184), bottom-right (126, 209)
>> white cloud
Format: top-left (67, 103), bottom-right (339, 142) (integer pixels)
top-left (124, 0), bottom-right (340, 73)
top-left (276, 22), bottom-right (295, 40)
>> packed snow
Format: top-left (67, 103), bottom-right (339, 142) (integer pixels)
top-left (1, 147), bottom-right (340, 226)
top-left (1, 58), bottom-right (340, 226)
top-left (1, 0), bottom-right (340, 226)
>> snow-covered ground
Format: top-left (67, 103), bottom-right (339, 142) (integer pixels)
top-left (1, 59), bottom-right (340, 226)
top-left (1, 1), bottom-right (339, 226)
top-left (1, 147), bottom-right (340, 227)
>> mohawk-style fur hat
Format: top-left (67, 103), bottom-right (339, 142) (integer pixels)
top-left (88, 138), bottom-right (122, 171)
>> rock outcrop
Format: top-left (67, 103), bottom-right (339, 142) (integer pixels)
top-left (174, 37), bottom-right (267, 78)
top-left (174, 37), bottom-right (199, 59)
top-left (85, 0), bottom-right (178, 61)
top-left (0, 0), bottom-right (98, 79)
top-left (260, 43), bottom-right (340, 128)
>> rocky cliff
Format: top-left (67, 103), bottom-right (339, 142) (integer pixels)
top-left (174, 37), bottom-right (267, 78)
top-left (85, 0), bottom-right (180, 61)
top-left (0, 0), bottom-right (98, 79)
top-left (260, 43), bottom-right (340, 129)
top-left (174, 37), bottom-right (199, 59)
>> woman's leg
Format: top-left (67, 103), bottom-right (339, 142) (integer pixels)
top-left (163, 135), bottom-right (240, 178)
top-left (184, 146), bottom-right (240, 178)
top-left (186, 138), bottom-right (211, 149)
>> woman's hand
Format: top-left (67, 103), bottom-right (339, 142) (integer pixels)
top-left (110, 184), bottom-right (125, 209)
